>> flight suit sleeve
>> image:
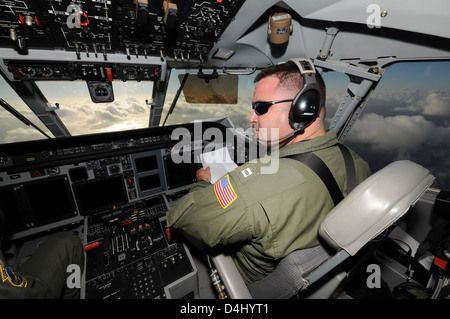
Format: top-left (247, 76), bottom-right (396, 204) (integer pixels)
top-left (166, 173), bottom-right (254, 248)
top-left (166, 159), bottom-right (308, 249)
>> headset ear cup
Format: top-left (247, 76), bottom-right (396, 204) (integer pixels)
top-left (289, 88), bottom-right (321, 130)
top-left (289, 92), bottom-right (301, 130)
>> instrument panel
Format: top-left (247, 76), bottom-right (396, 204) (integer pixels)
top-left (4, 59), bottom-right (162, 82)
top-left (0, 122), bottom-right (248, 299)
top-left (0, 123), bottom-right (214, 237)
top-left (0, 0), bottom-right (245, 61)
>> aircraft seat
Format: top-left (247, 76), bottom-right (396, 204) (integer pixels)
top-left (210, 160), bottom-right (435, 299)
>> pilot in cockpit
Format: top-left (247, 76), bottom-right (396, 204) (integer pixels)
top-left (0, 226), bottom-right (84, 299)
top-left (166, 59), bottom-right (372, 286)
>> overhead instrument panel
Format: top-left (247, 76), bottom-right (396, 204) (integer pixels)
top-left (0, 0), bottom-right (245, 61)
top-left (4, 60), bottom-right (162, 81)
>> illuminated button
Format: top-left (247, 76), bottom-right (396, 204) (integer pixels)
top-left (105, 67), bottom-right (113, 81)
top-left (30, 169), bottom-right (46, 178)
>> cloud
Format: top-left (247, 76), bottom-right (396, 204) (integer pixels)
top-left (420, 91), bottom-right (450, 116)
top-left (346, 112), bottom-right (450, 188)
top-left (0, 97), bottom-right (143, 142)
top-left (2, 126), bottom-right (46, 144)
top-left (54, 96), bottom-right (150, 135)
top-left (393, 91), bottom-right (450, 116)
top-left (323, 90), bottom-right (347, 126)
top-left (1, 89), bottom-right (253, 143)
top-left (348, 113), bottom-right (450, 154)
top-left (0, 106), bottom-right (51, 143)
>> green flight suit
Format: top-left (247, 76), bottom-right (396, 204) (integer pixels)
top-left (167, 129), bottom-right (371, 284)
top-left (0, 231), bottom-right (84, 299)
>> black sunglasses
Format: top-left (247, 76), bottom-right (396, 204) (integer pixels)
top-left (252, 99), bottom-right (293, 116)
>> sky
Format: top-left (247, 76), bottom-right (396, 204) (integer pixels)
top-left (1, 61), bottom-right (449, 189)
top-left (0, 79), bottom-right (154, 141)
top-left (342, 62), bottom-right (450, 189)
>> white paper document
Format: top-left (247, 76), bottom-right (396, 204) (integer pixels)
top-left (200, 146), bottom-right (237, 184)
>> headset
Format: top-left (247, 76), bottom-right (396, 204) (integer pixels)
top-left (287, 58), bottom-right (323, 132)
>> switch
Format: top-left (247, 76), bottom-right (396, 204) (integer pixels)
top-left (105, 67), bottom-right (113, 81)
top-left (127, 177), bottom-right (134, 188)
top-left (85, 241), bottom-right (100, 251)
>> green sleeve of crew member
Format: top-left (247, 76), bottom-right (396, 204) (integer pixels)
top-left (166, 173), bottom-right (253, 248)
top-left (166, 160), bottom-right (307, 248)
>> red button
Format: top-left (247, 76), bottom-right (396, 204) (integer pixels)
top-left (105, 67), bottom-right (113, 81)
top-left (433, 256), bottom-right (448, 270)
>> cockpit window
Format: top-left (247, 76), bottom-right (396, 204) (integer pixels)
top-left (160, 69), bottom-right (256, 130)
top-left (36, 81), bottom-right (154, 136)
top-left (0, 76), bottom-right (52, 144)
top-left (321, 71), bottom-right (351, 127)
top-left (344, 61), bottom-right (450, 190)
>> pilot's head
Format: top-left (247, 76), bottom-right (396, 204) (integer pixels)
top-left (249, 60), bottom-right (326, 148)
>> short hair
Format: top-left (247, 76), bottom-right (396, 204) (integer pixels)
top-left (254, 61), bottom-right (326, 107)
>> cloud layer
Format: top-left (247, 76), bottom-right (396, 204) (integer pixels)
top-left (345, 89), bottom-right (450, 189)
top-left (56, 96), bottom-right (150, 134)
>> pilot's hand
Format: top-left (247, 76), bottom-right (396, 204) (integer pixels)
top-left (196, 166), bottom-right (211, 183)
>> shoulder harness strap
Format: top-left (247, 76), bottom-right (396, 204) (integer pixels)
top-left (286, 143), bottom-right (356, 206)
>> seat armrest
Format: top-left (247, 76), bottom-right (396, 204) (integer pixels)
top-left (210, 252), bottom-right (252, 299)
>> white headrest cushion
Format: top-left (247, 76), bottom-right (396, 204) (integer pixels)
top-left (319, 160), bottom-right (435, 256)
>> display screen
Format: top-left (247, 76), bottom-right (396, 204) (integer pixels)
top-left (0, 176), bottom-right (76, 234)
top-left (135, 155), bottom-right (158, 173)
top-left (164, 155), bottom-right (198, 189)
top-left (138, 174), bottom-right (161, 192)
top-left (0, 187), bottom-right (27, 234)
top-left (24, 176), bottom-right (76, 225)
top-left (75, 175), bottom-right (127, 214)
top-left (69, 166), bottom-right (88, 181)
